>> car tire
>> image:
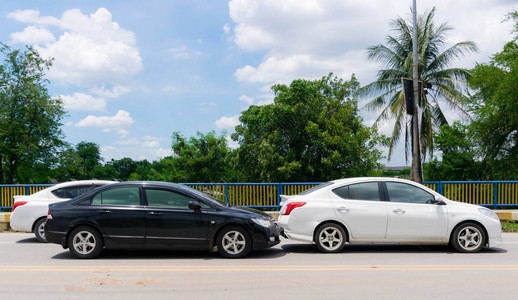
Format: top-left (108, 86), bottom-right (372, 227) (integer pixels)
top-left (216, 226), bottom-right (251, 258)
top-left (67, 226), bottom-right (104, 259)
top-left (314, 223), bottom-right (346, 253)
top-left (34, 218), bottom-right (48, 243)
top-left (451, 222), bottom-right (486, 253)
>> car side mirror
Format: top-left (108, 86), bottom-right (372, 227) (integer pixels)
top-left (188, 200), bottom-right (202, 213)
top-left (433, 198), bottom-right (446, 205)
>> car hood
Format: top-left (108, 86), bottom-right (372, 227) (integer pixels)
top-left (227, 206), bottom-right (272, 219)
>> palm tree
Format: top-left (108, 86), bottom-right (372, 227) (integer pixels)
top-left (363, 7), bottom-right (477, 161)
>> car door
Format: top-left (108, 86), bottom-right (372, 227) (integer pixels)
top-left (329, 181), bottom-right (388, 240)
top-left (144, 187), bottom-right (210, 249)
top-left (384, 181), bottom-right (448, 242)
top-left (89, 186), bottom-right (147, 248)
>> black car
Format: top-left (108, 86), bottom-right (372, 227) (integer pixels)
top-left (45, 181), bottom-right (281, 258)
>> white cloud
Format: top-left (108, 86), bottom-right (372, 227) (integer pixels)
top-left (154, 147), bottom-right (173, 159)
top-left (215, 115), bottom-right (240, 129)
top-left (60, 92), bottom-right (106, 111)
top-left (141, 140), bottom-right (160, 148)
top-left (117, 129), bottom-right (129, 138)
top-left (9, 8), bottom-right (143, 87)
top-left (7, 9), bottom-right (60, 26)
top-left (142, 136), bottom-right (166, 148)
top-left (169, 44), bottom-right (203, 59)
top-left (91, 85), bottom-right (134, 98)
top-left (226, 135), bottom-right (239, 149)
top-left (75, 110), bottom-right (134, 129)
top-left (239, 94), bottom-right (254, 106)
top-left (161, 84), bottom-right (185, 94)
top-left (228, 0), bottom-right (516, 87)
top-left (100, 145), bottom-right (115, 153)
top-left (115, 138), bottom-right (140, 145)
top-left (223, 23), bottom-right (231, 34)
top-left (10, 26), bottom-right (55, 45)
top-left (255, 93), bottom-right (275, 106)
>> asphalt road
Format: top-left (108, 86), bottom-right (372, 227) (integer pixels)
top-left (1, 232), bottom-right (518, 299)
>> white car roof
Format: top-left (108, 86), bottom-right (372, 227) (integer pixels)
top-left (28, 180), bottom-right (116, 198)
top-left (47, 180), bottom-right (115, 190)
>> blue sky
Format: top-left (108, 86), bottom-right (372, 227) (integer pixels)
top-left (1, 0), bottom-right (516, 166)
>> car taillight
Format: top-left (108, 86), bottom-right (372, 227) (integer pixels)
top-left (12, 201), bottom-right (28, 212)
top-left (281, 202), bottom-right (306, 215)
top-left (47, 209), bottom-right (53, 220)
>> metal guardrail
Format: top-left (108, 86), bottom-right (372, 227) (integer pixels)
top-left (186, 183), bottom-right (319, 208)
top-left (1, 185), bottom-right (52, 210)
top-left (2, 181), bottom-right (518, 210)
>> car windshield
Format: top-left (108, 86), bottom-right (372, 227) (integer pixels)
top-left (299, 182), bottom-right (333, 195)
top-left (181, 185), bottom-right (228, 207)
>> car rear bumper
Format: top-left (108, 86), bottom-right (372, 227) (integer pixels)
top-left (45, 230), bottom-right (68, 248)
top-left (9, 210), bottom-right (33, 232)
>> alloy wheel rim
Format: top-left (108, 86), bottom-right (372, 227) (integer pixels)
top-left (457, 226), bottom-right (482, 251)
top-left (222, 231), bottom-right (246, 255)
top-left (72, 231), bottom-right (96, 255)
top-left (38, 222), bottom-right (46, 239)
top-left (319, 227), bottom-right (343, 251)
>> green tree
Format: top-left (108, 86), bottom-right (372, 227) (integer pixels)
top-left (75, 141), bottom-right (103, 178)
top-left (424, 122), bottom-right (480, 181)
top-left (467, 10), bottom-right (518, 179)
top-left (150, 131), bottom-right (234, 183)
top-left (106, 158), bottom-right (138, 181)
top-left (363, 7), bottom-right (477, 160)
top-left (51, 146), bottom-right (83, 181)
top-left (0, 44), bottom-right (65, 183)
top-left (232, 74), bottom-right (386, 182)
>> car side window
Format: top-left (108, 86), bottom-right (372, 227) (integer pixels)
top-left (52, 185), bottom-right (99, 199)
top-left (92, 187), bottom-right (140, 206)
top-left (386, 182), bottom-right (434, 204)
top-left (145, 189), bottom-right (210, 209)
top-left (333, 182), bottom-right (380, 201)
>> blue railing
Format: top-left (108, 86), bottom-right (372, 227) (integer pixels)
top-left (2, 181), bottom-right (518, 210)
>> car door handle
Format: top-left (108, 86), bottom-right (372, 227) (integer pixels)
top-left (393, 209), bottom-right (405, 214)
top-left (97, 210), bottom-right (111, 214)
top-left (148, 212), bottom-right (163, 216)
top-left (337, 207), bottom-right (349, 212)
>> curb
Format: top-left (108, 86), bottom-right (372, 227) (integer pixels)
top-left (495, 210), bottom-right (518, 221)
top-left (0, 213), bottom-right (10, 231)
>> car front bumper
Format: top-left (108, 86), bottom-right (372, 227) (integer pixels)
top-left (251, 222), bottom-right (282, 250)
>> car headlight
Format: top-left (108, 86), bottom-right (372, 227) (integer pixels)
top-left (251, 217), bottom-right (272, 228)
top-left (478, 207), bottom-right (499, 221)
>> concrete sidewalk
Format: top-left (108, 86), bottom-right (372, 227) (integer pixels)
top-left (1, 210), bottom-right (517, 231)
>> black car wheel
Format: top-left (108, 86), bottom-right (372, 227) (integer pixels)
top-left (451, 222), bottom-right (486, 253)
top-left (34, 218), bottom-right (48, 243)
top-left (217, 226), bottom-right (251, 258)
top-left (314, 223), bottom-right (346, 253)
top-left (67, 226), bottom-right (104, 259)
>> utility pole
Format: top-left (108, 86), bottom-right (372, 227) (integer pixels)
top-left (411, 0), bottom-right (423, 183)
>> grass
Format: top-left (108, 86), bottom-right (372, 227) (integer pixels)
top-left (502, 220), bottom-right (518, 232)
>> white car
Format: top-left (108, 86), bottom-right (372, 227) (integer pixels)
top-left (10, 180), bottom-right (114, 242)
top-left (278, 177), bottom-right (503, 253)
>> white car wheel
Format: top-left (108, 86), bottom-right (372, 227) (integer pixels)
top-left (315, 224), bottom-right (346, 253)
top-left (452, 223), bottom-right (486, 253)
top-left (34, 218), bottom-right (48, 243)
